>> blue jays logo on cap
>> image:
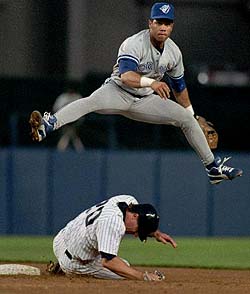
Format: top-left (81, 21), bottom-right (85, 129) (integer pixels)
top-left (150, 2), bottom-right (175, 20)
top-left (160, 4), bottom-right (171, 14)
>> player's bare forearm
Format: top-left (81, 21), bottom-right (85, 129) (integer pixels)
top-left (120, 71), bottom-right (141, 88)
top-left (121, 71), bottom-right (170, 99)
top-left (173, 88), bottom-right (192, 108)
top-left (102, 256), bottom-right (143, 280)
top-left (102, 256), bottom-right (162, 281)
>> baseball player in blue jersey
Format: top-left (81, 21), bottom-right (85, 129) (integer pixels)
top-left (29, 2), bottom-right (242, 184)
top-left (51, 194), bottom-right (176, 281)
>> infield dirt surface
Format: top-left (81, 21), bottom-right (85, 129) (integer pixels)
top-left (0, 263), bottom-right (250, 294)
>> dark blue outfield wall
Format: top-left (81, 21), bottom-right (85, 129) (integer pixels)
top-left (0, 148), bottom-right (249, 237)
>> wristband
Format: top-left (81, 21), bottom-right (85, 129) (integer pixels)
top-left (186, 105), bottom-right (195, 115)
top-left (140, 77), bottom-right (155, 87)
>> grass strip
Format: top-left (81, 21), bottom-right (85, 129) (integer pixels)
top-left (0, 236), bottom-right (249, 269)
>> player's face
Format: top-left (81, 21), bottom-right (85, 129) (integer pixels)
top-left (125, 212), bottom-right (139, 236)
top-left (149, 19), bottom-right (174, 44)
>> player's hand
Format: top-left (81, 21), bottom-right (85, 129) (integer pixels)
top-left (143, 270), bottom-right (165, 281)
top-left (151, 81), bottom-right (171, 99)
top-left (153, 230), bottom-right (177, 248)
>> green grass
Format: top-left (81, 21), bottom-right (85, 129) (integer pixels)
top-left (119, 237), bottom-right (250, 269)
top-left (0, 236), bottom-right (55, 263)
top-left (0, 236), bottom-right (250, 269)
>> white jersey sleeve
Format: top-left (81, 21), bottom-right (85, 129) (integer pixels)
top-left (96, 214), bottom-right (124, 256)
top-left (96, 194), bottom-right (138, 256)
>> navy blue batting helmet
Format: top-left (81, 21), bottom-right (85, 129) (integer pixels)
top-left (130, 204), bottom-right (160, 242)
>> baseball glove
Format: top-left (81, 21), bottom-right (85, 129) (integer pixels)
top-left (196, 115), bottom-right (218, 149)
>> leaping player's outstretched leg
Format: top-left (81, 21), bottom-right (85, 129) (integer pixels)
top-left (120, 95), bottom-right (243, 185)
top-left (29, 81), bottom-right (129, 142)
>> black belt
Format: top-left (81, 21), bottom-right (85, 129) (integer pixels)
top-left (65, 249), bottom-right (72, 260)
top-left (65, 249), bottom-right (91, 265)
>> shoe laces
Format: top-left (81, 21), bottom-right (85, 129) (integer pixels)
top-left (43, 112), bottom-right (52, 121)
top-left (218, 157), bottom-right (234, 173)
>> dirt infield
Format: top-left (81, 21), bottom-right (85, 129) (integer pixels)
top-left (0, 264), bottom-right (250, 294)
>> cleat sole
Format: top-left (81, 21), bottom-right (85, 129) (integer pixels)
top-left (229, 169), bottom-right (243, 180)
top-left (210, 169), bottom-right (243, 184)
top-left (29, 111), bottom-right (42, 142)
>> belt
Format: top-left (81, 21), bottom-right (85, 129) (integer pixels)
top-left (65, 249), bottom-right (91, 265)
top-left (65, 249), bottom-right (72, 260)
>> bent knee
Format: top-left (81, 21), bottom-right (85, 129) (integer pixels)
top-left (179, 111), bottom-right (197, 129)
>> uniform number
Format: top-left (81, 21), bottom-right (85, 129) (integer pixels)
top-left (85, 200), bottom-right (108, 226)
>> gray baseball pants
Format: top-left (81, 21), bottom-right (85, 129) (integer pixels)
top-left (55, 80), bottom-right (214, 166)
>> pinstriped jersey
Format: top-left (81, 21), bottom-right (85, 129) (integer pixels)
top-left (61, 195), bottom-right (138, 261)
top-left (111, 29), bottom-right (184, 96)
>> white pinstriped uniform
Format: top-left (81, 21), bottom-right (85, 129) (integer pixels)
top-left (53, 195), bottom-right (138, 279)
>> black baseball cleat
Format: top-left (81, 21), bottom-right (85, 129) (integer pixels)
top-left (46, 261), bottom-right (64, 275)
top-left (206, 157), bottom-right (243, 185)
top-left (29, 111), bottom-right (57, 142)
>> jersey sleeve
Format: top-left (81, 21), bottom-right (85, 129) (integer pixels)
top-left (167, 49), bottom-right (184, 79)
top-left (119, 59), bottom-right (138, 74)
top-left (96, 215), bottom-right (125, 256)
top-left (167, 75), bottom-right (187, 92)
top-left (117, 36), bottom-right (143, 70)
top-left (165, 45), bottom-right (186, 92)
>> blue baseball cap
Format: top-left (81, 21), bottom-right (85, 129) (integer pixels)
top-left (150, 2), bottom-right (175, 20)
